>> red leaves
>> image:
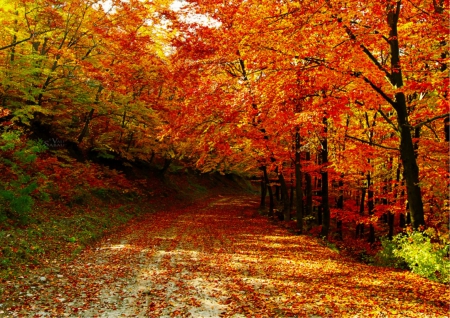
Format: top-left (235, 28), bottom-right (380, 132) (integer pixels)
top-left (1, 195), bottom-right (449, 316)
top-left (35, 156), bottom-right (135, 205)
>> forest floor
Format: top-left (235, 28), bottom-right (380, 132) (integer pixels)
top-left (0, 194), bottom-right (449, 318)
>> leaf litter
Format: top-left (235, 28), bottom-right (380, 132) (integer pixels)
top-left (0, 195), bottom-right (448, 317)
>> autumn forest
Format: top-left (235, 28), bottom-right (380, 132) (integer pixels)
top-left (0, 0), bottom-right (449, 316)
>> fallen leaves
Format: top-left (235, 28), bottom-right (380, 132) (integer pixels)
top-left (1, 195), bottom-right (449, 317)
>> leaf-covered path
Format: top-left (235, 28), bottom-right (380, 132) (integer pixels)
top-left (2, 195), bottom-right (449, 317)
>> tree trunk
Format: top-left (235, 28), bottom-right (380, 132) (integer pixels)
top-left (11, 34), bottom-right (17, 63)
top-left (262, 166), bottom-right (274, 217)
top-left (388, 212), bottom-right (395, 240)
top-left (159, 158), bottom-right (172, 178)
top-left (279, 172), bottom-right (290, 221)
top-left (149, 150), bottom-right (155, 163)
top-left (387, 2), bottom-right (425, 229)
top-left (400, 213), bottom-right (406, 228)
top-left (37, 58), bottom-right (60, 106)
top-left (78, 108), bottom-right (94, 143)
top-left (444, 116), bottom-right (449, 142)
top-left (119, 110), bottom-right (127, 142)
top-left (290, 183), bottom-right (294, 210)
top-left (260, 179), bottom-right (267, 208)
top-left (385, 157), bottom-right (398, 239)
top-left (367, 172), bottom-right (375, 244)
top-left (317, 206), bottom-right (323, 225)
top-left (126, 132), bottom-right (134, 152)
top-left (336, 176), bottom-right (344, 240)
top-left (305, 152), bottom-right (313, 220)
top-left (357, 186), bottom-right (366, 239)
top-left (275, 185), bottom-right (281, 201)
top-left (320, 117), bottom-right (330, 238)
top-left (396, 95), bottom-right (425, 229)
top-left (295, 130), bottom-right (303, 233)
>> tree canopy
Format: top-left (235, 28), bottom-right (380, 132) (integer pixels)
top-left (0, 0), bottom-right (448, 235)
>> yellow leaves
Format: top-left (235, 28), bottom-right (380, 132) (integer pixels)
top-left (398, 21), bottom-right (414, 32)
top-left (0, 0), bottom-right (16, 13)
top-left (0, 0), bottom-right (29, 43)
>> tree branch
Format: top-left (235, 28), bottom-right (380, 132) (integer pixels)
top-left (413, 113), bottom-right (449, 129)
top-left (377, 107), bottom-right (399, 132)
top-left (345, 134), bottom-right (399, 151)
top-left (424, 123), bottom-right (440, 140)
top-left (264, 9), bottom-right (300, 22)
top-left (0, 30), bottom-right (52, 51)
top-left (344, 25), bottom-right (392, 80)
top-left (353, 73), bottom-right (397, 108)
top-left (373, 30), bottom-right (390, 44)
top-left (406, 0), bottom-right (432, 15)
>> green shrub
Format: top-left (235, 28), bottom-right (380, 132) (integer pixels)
top-left (0, 131), bottom-right (47, 223)
top-left (376, 229), bottom-right (450, 283)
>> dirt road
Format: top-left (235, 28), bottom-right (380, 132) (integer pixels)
top-left (1, 195), bottom-right (448, 317)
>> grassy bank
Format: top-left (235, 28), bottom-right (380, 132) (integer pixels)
top-left (0, 190), bottom-right (144, 279)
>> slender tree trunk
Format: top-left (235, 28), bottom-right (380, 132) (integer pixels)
top-left (119, 110), bottom-right (127, 142)
top-left (320, 117), bottom-right (330, 238)
top-left (386, 157), bottom-right (399, 239)
top-left (336, 176), bottom-right (344, 240)
top-left (357, 186), bottom-right (366, 239)
top-left (260, 179), bottom-right (267, 208)
top-left (275, 185), bottom-right (281, 202)
top-left (398, 162), bottom-right (406, 228)
top-left (388, 212), bottom-right (395, 240)
top-left (318, 206), bottom-right (323, 225)
top-left (400, 213), bottom-right (406, 228)
top-left (126, 132), bottom-right (134, 152)
top-left (444, 116), bottom-right (449, 142)
top-left (305, 152), bottom-right (313, 220)
top-left (78, 108), bottom-right (94, 143)
top-left (262, 166), bottom-right (274, 217)
top-left (159, 158), bottom-right (172, 178)
top-left (149, 150), bottom-right (155, 163)
top-left (290, 182), bottom-right (294, 210)
top-left (367, 172), bottom-right (375, 244)
top-left (37, 58), bottom-right (60, 106)
top-left (414, 127), bottom-right (420, 158)
top-left (295, 130), bottom-right (303, 233)
top-left (11, 34), bottom-right (17, 63)
top-left (279, 173), bottom-right (290, 221)
top-left (315, 173), bottom-right (322, 225)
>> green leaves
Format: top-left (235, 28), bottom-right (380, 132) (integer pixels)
top-left (0, 132), bottom-right (47, 223)
top-left (376, 230), bottom-right (450, 283)
top-left (9, 194), bottom-right (34, 215)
